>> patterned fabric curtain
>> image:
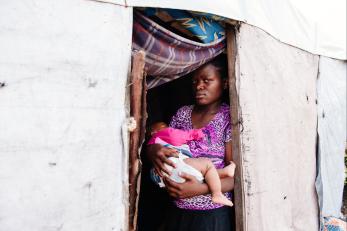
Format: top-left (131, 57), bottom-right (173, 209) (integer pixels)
top-left (140, 8), bottom-right (226, 43)
top-left (132, 10), bottom-right (226, 89)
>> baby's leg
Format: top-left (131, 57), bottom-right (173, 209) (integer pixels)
top-left (217, 161), bottom-right (236, 178)
top-left (184, 158), bottom-right (233, 207)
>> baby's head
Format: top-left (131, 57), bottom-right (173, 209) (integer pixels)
top-left (150, 122), bottom-right (168, 135)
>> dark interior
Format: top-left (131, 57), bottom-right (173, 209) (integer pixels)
top-left (137, 74), bottom-right (194, 231)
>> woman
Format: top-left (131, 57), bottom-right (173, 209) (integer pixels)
top-left (147, 56), bottom-right (234, 231)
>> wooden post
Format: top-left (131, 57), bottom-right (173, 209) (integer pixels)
top-left (129, 50), bottom-right (146, 231)
top-left (226, 26), bottom-right (246, 231)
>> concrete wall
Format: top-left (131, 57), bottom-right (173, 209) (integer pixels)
top-left (0, 1), bottom-right (132, 230)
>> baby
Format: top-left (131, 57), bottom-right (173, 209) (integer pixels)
top-left (148, 122), bottom-right (236, 207)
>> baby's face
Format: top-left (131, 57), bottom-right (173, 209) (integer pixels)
top-left (151, 122), bottom-right (168, 135)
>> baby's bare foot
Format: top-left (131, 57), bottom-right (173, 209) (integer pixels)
top-left (212, 193), bottom-right (233, 207)
top-left (223, 161), bottom-right (236, 177)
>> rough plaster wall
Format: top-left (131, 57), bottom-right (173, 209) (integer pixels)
top-left (237, 24), bottom-right (319, 231)
top-left (0, 1), bottom-right (132, 231)
top-left (316, 57), bottom-right (346, 218)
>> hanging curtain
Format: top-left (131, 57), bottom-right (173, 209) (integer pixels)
top-left (132, 10), bottom-right (226, 89)
top-left (140, 8), bottom-right (226, 43)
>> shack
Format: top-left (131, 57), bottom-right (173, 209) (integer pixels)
top-left (0, 1), bottom-right (345, 231)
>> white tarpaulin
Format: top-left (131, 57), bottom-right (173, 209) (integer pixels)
top-left (237, 24), bottom-right (319, 231)
top-left (316, 57), bottom-right (346, 218)
top-left (0, 1), bottom-right (132, 230)
top-left (100, 0), bottom-right (346, 60)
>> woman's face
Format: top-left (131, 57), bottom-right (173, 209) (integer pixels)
top-left (192, 64), bottom-right (226, 106)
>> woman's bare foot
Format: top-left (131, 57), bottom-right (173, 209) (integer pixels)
top-left (212, 192), bottom-right (233, 207)
top-left (222, 161), bottom-right (236, 177)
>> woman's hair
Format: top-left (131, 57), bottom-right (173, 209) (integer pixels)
top-left (203, 54), bottom-right (230, 104)
top-left (207, 54), bottom-right (228, 80)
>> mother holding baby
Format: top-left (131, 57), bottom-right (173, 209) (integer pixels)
top-left (147, 55), bottom-right (235, 231)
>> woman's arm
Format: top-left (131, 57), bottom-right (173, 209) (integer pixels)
top-left (221, 141), bottom-right (235, 192)
top-left (220, 177), bottom-right (234, 192)
top-left (163, 173), bottom-right (209, 199)
top-left (225, 141), bottom-right (233, 162)
top-left (164, 172), bottom-right (234, 199)
top-left (163, 141), bottom-right (234, 199)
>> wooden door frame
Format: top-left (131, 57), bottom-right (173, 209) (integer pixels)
top-left (128, 50), bottom-right (146, 231)
top-left (226, 25), bottom-right (246, 231)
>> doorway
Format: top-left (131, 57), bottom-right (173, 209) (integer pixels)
top-left (128, 9), bottom-right (243, 230)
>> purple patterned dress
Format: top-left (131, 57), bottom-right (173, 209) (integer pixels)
top-left (169, 103), bottom-right (232, 210)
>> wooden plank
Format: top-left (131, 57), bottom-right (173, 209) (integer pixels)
top-left (226, 25), bottom-right (246, 231)
top-left (132, 65), bottom-right (148, 230)
top-left (129, 50), bottom-right (146, 231)
top-left (140, 73), bottom-right (148, 146)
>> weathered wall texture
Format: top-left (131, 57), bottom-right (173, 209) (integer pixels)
top-left (0, 1), bottom-right (132, 230)
top-left (237, 24), bottom-right (319, 231)
top-left (316, 57), bottom-right (346, 218)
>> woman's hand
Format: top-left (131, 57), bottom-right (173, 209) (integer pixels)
top-left (147, 144), bottom-right (179, 177)
top-left (163, 173), bottom-right (209, 199)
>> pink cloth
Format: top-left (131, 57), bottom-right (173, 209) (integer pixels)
top-left (148, 127), bottom-right (204, 146)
